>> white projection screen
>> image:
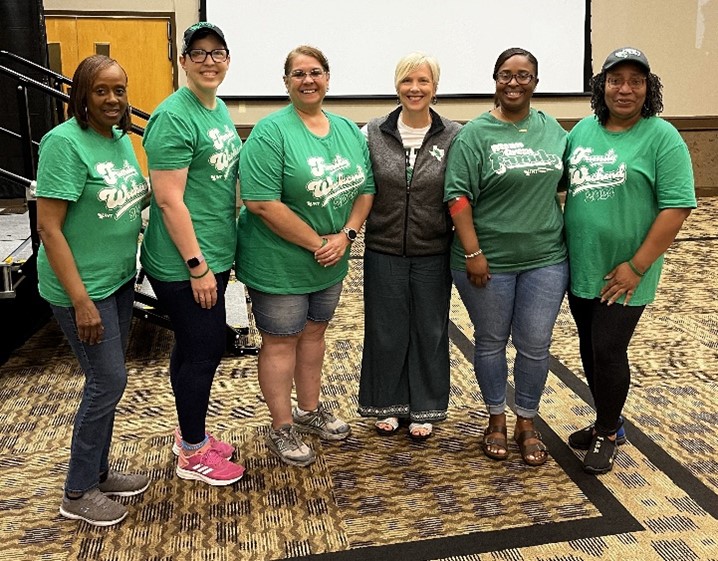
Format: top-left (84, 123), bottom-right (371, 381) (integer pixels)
top-left (204, 0), bottom-right (590, 98)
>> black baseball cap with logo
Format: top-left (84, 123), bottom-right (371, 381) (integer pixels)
top-left (601, 47), bottom-right (650, 73)
top-left (181, 22), bottom-right (228, 54)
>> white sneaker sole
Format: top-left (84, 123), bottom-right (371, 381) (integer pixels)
top-left (59, 505), bottom-right (128, 527)
top-left (175, 466), bottom-right (244, 486)
top-left (266, 437), bottom-right (316, 467)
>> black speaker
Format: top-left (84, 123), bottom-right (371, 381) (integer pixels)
top-left (0, 0), bottom-right (54, 198)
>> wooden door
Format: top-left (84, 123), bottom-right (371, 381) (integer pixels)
top-left (45, 16), bottom-right (175, 174)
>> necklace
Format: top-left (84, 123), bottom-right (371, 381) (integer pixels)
top-left (498, 106), bottom-right (530, 133)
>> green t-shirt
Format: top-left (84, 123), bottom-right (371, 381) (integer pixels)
top-left (236, 105), bottom-right (375, 294)
top-left (140, 87), bottom-right (241, 281)
top-left (36, 118), bottom-right (148, 306)
top-left (564, 116), bottom-right (696, 305)
top-left (443, 109), bottom-right (567, 272)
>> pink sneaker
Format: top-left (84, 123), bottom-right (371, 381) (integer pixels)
top-left (172, 427), bottom-right (235, 459)
top-left (176, 445), bottom-right (245, 486)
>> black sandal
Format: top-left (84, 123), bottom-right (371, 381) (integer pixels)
top-left (374, 417), bottom-right (399, 436)
top-left (583, 433), bottom-right (617, 474)
top-left (408, 422), bottom-right (433, 441)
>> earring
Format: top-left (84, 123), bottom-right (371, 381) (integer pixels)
top-left (432, 96), bottom-right (438, 105)
top-left (396, 97), bottom-right (401, 105)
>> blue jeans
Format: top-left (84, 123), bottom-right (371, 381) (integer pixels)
top-left (51, 279), bottom-right (134, 494)
top-left (452, 260), bottom-right (568, 418)
top-left (147, 270), bottom-right (230, 445)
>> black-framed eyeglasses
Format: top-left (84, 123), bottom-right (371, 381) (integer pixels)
top-left (287, 69), bottom-right (327, 81)
top-left (186, 48), bottom-right (229, 63)
top-left (496, 71), bottom-right (534, 85)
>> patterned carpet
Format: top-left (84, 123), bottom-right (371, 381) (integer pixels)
top-left (1, 199), bottom-right (717, 561)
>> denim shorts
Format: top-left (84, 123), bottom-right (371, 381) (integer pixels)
top-left (248, 281), bottom-right (343, 336)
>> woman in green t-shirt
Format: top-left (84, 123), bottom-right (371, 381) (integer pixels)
top-left (563, 47), bottom-right (696, 474)
top-left (444, 48), bottom-right (568, 467)
top-left (236, 45), bottom-right (375, 467)
top-left (36, 55), bottom-right (150, 526)
top-left (140, 23), bottom-right (245, 486)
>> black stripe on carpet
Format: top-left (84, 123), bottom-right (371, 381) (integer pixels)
top-left (283, 323), bottom-right (647, 561)
top-left (549, 355), bottom-right (718, 519)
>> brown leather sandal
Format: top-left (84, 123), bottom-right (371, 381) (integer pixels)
top-left (482, 425), bottom-right (509, 461)
top-left (514, 429), bottom-right (549, 466)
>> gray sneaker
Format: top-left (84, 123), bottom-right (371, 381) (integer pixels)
top-left (59, 487), bottom-right (128, 527)
top-left (267, 424), bottom-right (316, 467)
top-left (293, 402), bottom-right (351, 441)
top-left (98, 470), bottom-right (150, 497)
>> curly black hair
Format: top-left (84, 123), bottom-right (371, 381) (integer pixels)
top-left (589, 69), bottom-right (663, 126)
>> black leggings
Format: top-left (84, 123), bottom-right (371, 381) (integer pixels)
top-left (567, 292), bottom-right (645, 436)
top-left (148, 270), bottom-right (230, 445)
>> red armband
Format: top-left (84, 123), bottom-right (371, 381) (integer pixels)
top-left (449, 196), bottom-right (470, 217)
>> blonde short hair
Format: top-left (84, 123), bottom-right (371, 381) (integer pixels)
top-left (394, 52), bottom-right (440, 92)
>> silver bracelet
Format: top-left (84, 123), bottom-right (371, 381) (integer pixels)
top-left (464, 249), bottom-right (483, 259)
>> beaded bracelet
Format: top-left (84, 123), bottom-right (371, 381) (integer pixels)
top-left (189, 264), bottom-right (211, 279)
top-left (627, 259), bottom-right (644, 277)
top-left (464, 249), bottom-right (483, 259)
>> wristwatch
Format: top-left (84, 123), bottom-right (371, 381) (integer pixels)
top-left (185, 254), bottom-right (205, 269)
top-left (343, 227), bottom-right (358, 242)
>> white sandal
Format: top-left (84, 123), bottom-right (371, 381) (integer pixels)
top-left (408, 422), bottom-right (433, 441)
top-left (375, 417), bottom-right (399, 435)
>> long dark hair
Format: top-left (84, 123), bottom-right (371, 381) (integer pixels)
top-left (590, 70), bottom-right (664, 126)
top-left (67, 55), bottom-right (131, 135)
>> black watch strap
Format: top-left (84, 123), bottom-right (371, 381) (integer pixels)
top-left (186, 254), bottom-right (205, 269)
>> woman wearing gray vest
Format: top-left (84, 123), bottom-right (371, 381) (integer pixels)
top-left (357, 53), bottom-right (461, 440)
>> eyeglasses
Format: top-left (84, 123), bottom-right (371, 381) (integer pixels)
top-left (606, 76), bottom-right (646, 89)
top-left (287, 69), bottom-right (327, 81)
top-left (185, 49), bottom-right (229, 63)
top-left (496, 71), bottom-right (534, 85)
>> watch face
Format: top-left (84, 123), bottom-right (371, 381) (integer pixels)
top-left (187, 257), bottom-right (201, 268)
top-left (345, 228), bottom-right (357, 241)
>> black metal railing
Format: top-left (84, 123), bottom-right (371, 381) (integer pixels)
top-left (0, 50), bottom-right (150, 253)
